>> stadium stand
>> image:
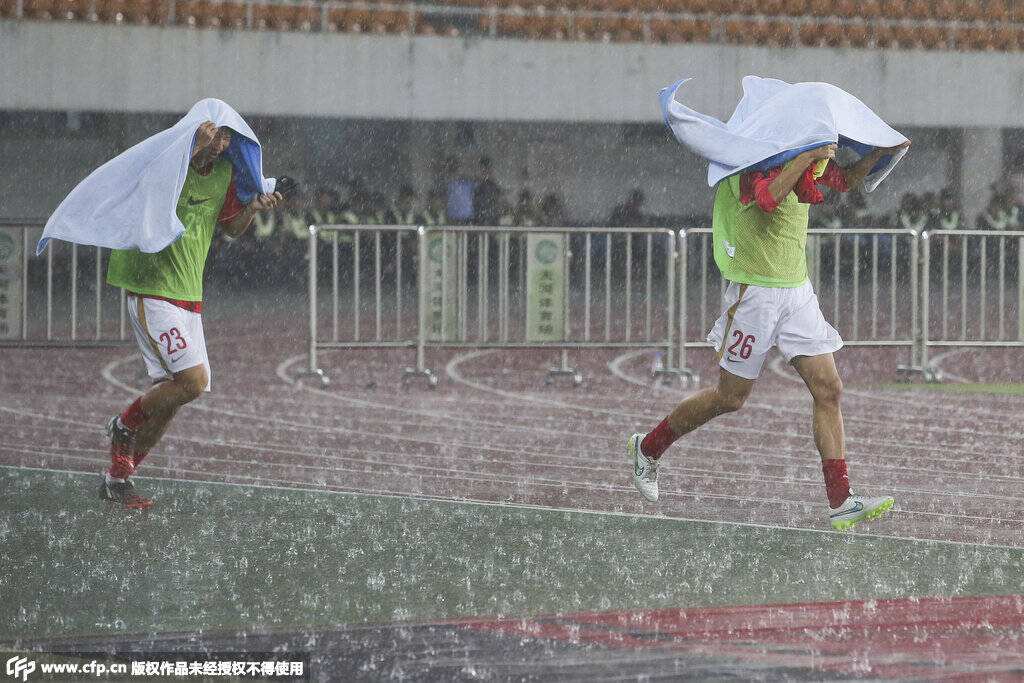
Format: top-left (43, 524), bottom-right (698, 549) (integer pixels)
top-left (3, 0), bottom-right (1024, 51)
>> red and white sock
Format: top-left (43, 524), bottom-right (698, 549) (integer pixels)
top-left (822, 458), bottom-right (851, 508)
top-left (640, 418), bottom-right (678, 460)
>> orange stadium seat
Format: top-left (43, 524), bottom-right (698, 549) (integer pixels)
top-left (251, 1), bottom-right (301, 30)
top-left (833, 0), bottom-right (858, 18)
top-left (569, 12), bottom-right (611, 41)
top-left (649, 17), bottom-right (711, 42)
top-left (807, 0), bottom-right (833, 17)
top-left (983, 0), bottom-right (1009, 21)
top-left (990, 22), bottom-right (1017, 49)
top-left (906, 0), bottom-right (931, 19)
top-left (171, 0), bottom-right (210, 26)
top-left (959, 0), bottom-right (983, 21)
top-left (53, 0), bottom-right (88, 19)
top-left (218, 0), bottom-right (247, 28)
top-left (763, 19), bottom-right (794, 45)
top-left (855, 0), bottom-right (882, 19)
top-left (723, 18), bottom-right (751, 43)
top-left (329, 5), bottom-right (374, 31)
top-left (369, 8), bottom-right (411, 33)
top-left (490, 8), bottom-right (527, 36)
top-left (797, 20), bottom-right (819, 45)
top-left (880, 0), bottom-right (906, 18)
top-left (933, 0), bottom-right (958, 20)
top-left (891, 23), bottom-right (919, 46)
top-left (730, 0), bottom-right (759, 14)
top-left (821, 19), bottom-right (844, 45)
top-left (779, 0), bottom-right (806, 15)
top-left (668, 0), bottom-right (711, 10)
top-left (870, 22), bottom-right (895, 47)
top-left (917, 24), bottom-right (949, 49)
top-left (952, 25), bottom-right (990, 50)
top-left (96, 0), bottom-right (127, 22)
top-left (526, 11), bottom-right (571, 39)
top-left (845, 22), bottom-right (870, 47)
top-left (22, 0), bottom-right (55, 18)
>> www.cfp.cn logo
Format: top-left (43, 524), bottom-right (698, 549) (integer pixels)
top-left (5, 656), bottom-right (35, 682)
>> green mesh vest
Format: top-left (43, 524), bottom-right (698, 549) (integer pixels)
top-left (711, 169), bottom-right (809, 289)
top-left (107, 159), bottom-right (232, 302)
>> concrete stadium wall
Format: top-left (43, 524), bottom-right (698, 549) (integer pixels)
top-left (3, 20), bottom-right (1024, 127)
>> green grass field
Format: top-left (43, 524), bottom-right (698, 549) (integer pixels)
top-left (3, 466), bottom-right (1023, 644)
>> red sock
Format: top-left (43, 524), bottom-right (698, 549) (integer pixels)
top-left (640, 418), bottom-right (678, 460)
top-left (132, 451), bottom-right (149, 469)
top-left (120, 398), bottom-right (148, 431)
top-left (822, 458), bottom-right (851, 508)
top-left (108, 455), bottom-right (134, 480)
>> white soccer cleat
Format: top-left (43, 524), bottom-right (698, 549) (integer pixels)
top-left (829, 493), bottom-right (895, 531)
top-left (627, 432), bottom-right (660, 502)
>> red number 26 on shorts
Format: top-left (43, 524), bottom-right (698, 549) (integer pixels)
top-left (728, 330), bottom-right (755, 360)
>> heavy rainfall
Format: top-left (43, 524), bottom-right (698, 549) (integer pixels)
top-left (2, 1), bottom-right (1024, 680)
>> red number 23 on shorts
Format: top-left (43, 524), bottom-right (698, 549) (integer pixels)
top-left (159, 328), bottom-right (188, 355)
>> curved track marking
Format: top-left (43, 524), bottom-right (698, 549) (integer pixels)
top-left (448, 350), bottom-right (1022, 458)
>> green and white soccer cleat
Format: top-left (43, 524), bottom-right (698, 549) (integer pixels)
top-left (627, 432), bottom-right (659, 502)
top-left (829, 493), bottom-right (894, 530)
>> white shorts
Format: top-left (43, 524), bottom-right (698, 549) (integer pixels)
top-left (707, 280), bottom-right (843, 380)
top-left (127, 294), bottom-right (211, 391)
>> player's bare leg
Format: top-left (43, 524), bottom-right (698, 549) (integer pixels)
top-left (132, 404), bottom-right (180, 469)
top-left (665, 369), bottom-right (755, 436)
top-left (791, 352), bottom-right (893, 529)
top-left (102, 365), bottom-right (206, 509)
top-left (791, 353), bottom-right (845, 461)
top-left (137, 365), bottom-right (208, 419)
top-left (628, 369), bottom-right (754, 501)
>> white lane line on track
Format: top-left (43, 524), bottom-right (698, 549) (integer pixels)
top-left (769, 351), bottom-right (1021, 421)
top-left (4, 462), bottom-right (1021, 552)
top-left (100, 355), bottom-right (605, 458)
top-left (272, 354), bottom-right (611, 437)
top-left (9, 438), bottom-right (1024, 507)
top-left (6, 406), bottom-right (1022, 491)
top-left (607, 349), bottom-right (1024, 438)
top-left (275, 349), bottom-right (1022, 442)
top-left (446, 350), bottom-right (1022, 458)
top-left (926, 348), bottom-right (970, 383)
top-left (84, 353), bottom-right (1024, 522)
top-left (10, 354), bottom-right (1017, 471)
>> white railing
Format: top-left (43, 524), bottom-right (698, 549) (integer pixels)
top-left (0, 224), bottom-right (131, 347)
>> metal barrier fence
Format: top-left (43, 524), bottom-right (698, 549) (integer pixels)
top-left (921, 230), bottom-right (1024, 371)
top-left (6, 222), bottom-right (1016, 386)
top-left (0, 224), bottom-right (130, 347)
top-left (307, 224), bottom-right (685, 386)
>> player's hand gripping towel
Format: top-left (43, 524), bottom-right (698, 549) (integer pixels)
top-left (37, 99), bottom-right (276, 255)
top-left (659, 76), bottom-right (909, 191)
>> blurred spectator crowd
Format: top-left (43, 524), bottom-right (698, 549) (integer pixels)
top-left (210, 156), bottom-right (1024, 285)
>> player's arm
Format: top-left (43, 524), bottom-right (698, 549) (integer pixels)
top-left (842, 141), bottom-right (912, 191)
top-left (221, 192), bottom-right (283, 238)
top-left (764, 144), bottom-right (837, 207)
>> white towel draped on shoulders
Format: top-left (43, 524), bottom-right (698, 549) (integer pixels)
top-left (37, 98), bottom-right (276, 256)
top-left (659, 76), bottom-right (909, 191)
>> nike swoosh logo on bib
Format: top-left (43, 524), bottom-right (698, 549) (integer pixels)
top-left (187, 197), bottom-right (210, 206)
